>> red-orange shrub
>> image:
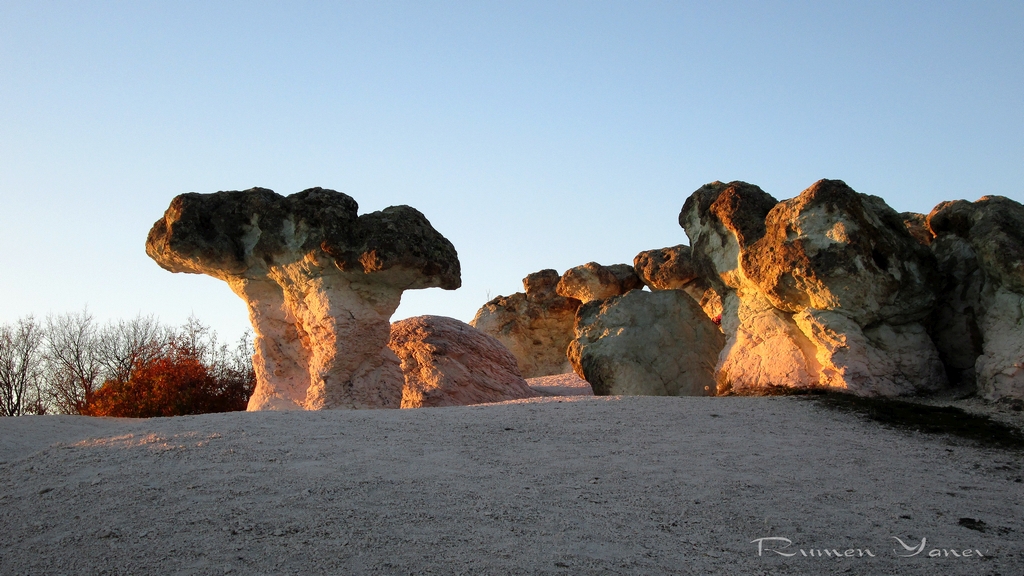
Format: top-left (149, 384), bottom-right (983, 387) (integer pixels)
top-left (83, 343), bottom-right (253, 417)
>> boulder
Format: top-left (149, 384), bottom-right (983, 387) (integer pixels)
top-left (470, 269), bottom-right (581, 378)
top-left (680, 179), bottom-right (946, 396)
top-left (388, 316), bottom-right (539, 408)
top-left (927, 196), bottom-right (1024, 400)
top-left (633, 245), bottom-right (723, 320)
top-left (567, 290), bottom-right (724, 396)
top-left (555, 262), bottom-right (643, 303)
top-left (146, 187), bottom-right (460, 410)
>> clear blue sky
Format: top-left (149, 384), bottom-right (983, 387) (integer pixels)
top-left (2, 1), bottom-right (1022, 341)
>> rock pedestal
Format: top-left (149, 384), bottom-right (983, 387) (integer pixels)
top-left (147, 187), bottom-right (460, 410)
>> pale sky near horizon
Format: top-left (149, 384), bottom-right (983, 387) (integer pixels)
top-left (1, 1), bottom-right (1022, 342)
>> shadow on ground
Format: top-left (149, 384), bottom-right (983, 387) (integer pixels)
top-left (791, 389), bottom-right (1024, 451)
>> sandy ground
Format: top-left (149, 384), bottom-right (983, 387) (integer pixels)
top-left (1, 394), bottom-right (1022, 576)
top-left (527, 373), bottom-right (595, 397)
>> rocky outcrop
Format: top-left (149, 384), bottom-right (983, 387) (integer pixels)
top-left (388, 316), bottom-right (538, 408)
top-left (567, 290), bottom-right (723, 396)
top-left (680, 179), bottom-right (946, 396)
top-left (927, 196), bottom-right (1024, 400)
top-left (470, 270), bottom-right (581, 378)
top-left (555, 262), bottom-right (643, 303)
top-left (147, 187), bottom-right (460, 411)
top-left (633, 245), bottom-right (722, 320)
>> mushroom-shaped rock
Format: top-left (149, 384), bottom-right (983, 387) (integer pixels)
top-left (681, 179), bottom-right (945, 396)
top-left (927, 196), bottom-right (1024, 400)
top-left (389, 316), bottom-right (539, 408)
top-left (555, 262), bottom-right (643, 303)
top-left (567, 290), bottom-right (724, 396)
top-left (633, 245), bottom-right (723, 320)
top-left (146, 187), bottom-right (461, 410)
top-left (470, 269), bottom-right (581, 378)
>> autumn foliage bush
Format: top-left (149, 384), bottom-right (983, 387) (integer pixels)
top-left (83, 342), bottom-right (253, 417)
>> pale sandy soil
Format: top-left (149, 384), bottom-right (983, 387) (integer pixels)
top-left (1, 395), bottom-right (1022, 575)
top-left (527, 373), bottom-right (594, 396)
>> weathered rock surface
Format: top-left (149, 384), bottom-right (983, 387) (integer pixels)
top-left (388, 316), bottom-right (538, 408)
top-left (567, 290), bottom-right (724, 396)
top-left (555, 262), bottom-right (643, 303)
top-left (901, 212), bottom-right (933, 246)
top-left (147, 187), bottom-right (460, 411)
top-left (928, 196), bottom-right (1024, 400)
top-left (680, 179), bottom-right (945, 396)
top-left (470, 270), bottom-right (581, 378)
top-left (634, 245), bottom-right (723, 320)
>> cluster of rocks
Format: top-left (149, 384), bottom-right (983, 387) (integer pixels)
top-left (471, 259), bottom-right (723, 397)
top-left (676, 179), bottom-right (1023, 400)
top-left (147, 181), bottom-right (1024, 409)
top-left (471, 179), bottom-right (1024, 401)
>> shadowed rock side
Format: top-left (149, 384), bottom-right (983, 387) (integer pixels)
top-left (633, 245), bottom-right (723, 320)
top-left (146, 187), bottom-right (460, 410)
top-left (568, 290), bottom-right (724, 396)
top-left (470, 270), bottom-right (581, 378)
top-left (555, 262), bottom-right (643, 303)
top-left (680, 179), bottom-right (946, 396)
top-left (388, 316), bottom-right (539, 408)
top-left (928, 196), bottom-right (1024, 400)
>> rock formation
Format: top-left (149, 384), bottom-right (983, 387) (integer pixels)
top-left (633, 245), bottom-right (723, 320)
top-left (470, 270), bottom-right (581, 378)
top-left (146, 187), bottom-right (460, 410)
top-left (388, 316), bottom-right (538, 408)
top-left (927, 196), bottom-right (1024, 400)
top-left (555, 262), bottom-right (643, 303)
top-left (680, 179), bottom-right (946, 396)
top-left (567, 290), bottom-right (723, 396)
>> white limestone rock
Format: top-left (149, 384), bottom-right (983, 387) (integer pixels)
top-left (555, 262), bottom-right (643, 304)
top-left (928, 196), bottom-right (1024, 400)
top-left (146, 187), bottom-right (460, 410)
top-left (567, 290), bottom-right (724, 396)
top-left (470, 269), bottom-right (581, 378)
top-left (633, 244), bottom-right (723, 321)
top-left (681, 179), bottom-right (945, 396)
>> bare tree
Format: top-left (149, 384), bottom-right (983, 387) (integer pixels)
top-left (95, 314), bottom-right (168, 385)
top-left (43, 309), bottom-right (102, 414)
top-left (206, 329), bottom-right (256, 384)
top-left (173, 315), bottom-right (213, 359)
top-left (0, 316), bottom-right (45, 416)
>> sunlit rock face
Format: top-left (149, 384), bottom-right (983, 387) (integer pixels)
top-left (555, 262), bottom-right (643, 304)
top-left (633, 245), bottom-right (723, 321)
top-left (927, 196), bottom-right (1024, 400)
top-left (470, 269), bottom-right (581, 378)
top-left (681, 179), bottom-right (946, 396)
top-left (146, 187), bottom-right (460, 410)
top-left (567, 290), bottom-right (723, 396)
top-left (389, 315), bottom-right (539, 408)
